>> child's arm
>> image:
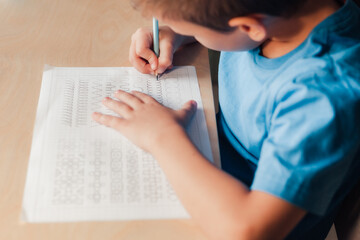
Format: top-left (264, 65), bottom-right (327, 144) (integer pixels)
top-left (92, 91), bottom-right (306, 240)
top-left (129, 26), bottom-right (196, 76)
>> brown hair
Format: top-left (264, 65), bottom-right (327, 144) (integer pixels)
top-left (131, 0), bottom-right (305, 32)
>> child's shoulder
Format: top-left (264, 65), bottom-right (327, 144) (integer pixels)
top-left (278, 0), bottom-right (360, 102)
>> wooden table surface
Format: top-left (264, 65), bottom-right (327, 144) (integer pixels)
top-left (0, 0), bottom-right (219, 239)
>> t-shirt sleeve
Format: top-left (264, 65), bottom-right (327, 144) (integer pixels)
top-left (250, 82), bottom-right (358, 216)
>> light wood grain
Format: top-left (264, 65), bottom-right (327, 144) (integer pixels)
top-left (0, 0), bottom-right (219, 239)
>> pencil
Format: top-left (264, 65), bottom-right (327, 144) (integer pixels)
top-left (153, 18), bottom-right (159, 80)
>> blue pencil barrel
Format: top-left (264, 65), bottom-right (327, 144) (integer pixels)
top-left (152, 18), bottom-right (159, 58)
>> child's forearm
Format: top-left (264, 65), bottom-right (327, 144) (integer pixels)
top-left (151, 127), bottom-right (254, 239)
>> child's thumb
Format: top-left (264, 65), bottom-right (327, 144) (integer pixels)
top-left (176, 100), bottom-right (197, 126)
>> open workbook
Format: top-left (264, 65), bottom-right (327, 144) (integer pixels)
top-left (22, 65), bottom-right (213, 222)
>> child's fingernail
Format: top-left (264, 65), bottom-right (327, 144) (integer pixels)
top-left (151, 63), bottom-right (156, 70)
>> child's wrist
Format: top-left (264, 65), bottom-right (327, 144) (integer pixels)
top-left (150, 125), bottom-right (189, 157)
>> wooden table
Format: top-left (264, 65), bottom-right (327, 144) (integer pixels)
top-left (0, 0), bottom-right (219, 239)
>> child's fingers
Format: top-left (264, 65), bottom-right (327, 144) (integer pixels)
top-left (92, 112), bottom-right (125, 131)
top-left (135, 41), bottom-right (159, 71)
top-left (102, 97), bottom-right (133, 118)
top-left (114, 90), bottom-right (144, 109)
top-left (176, 100), bottom-right (197, 125)
top-left (131, 91), bottom-right (156, 104)
top-left (157, 41), bottom-right (174, 74)
top-left (129, 41), bottom-right (154, 74)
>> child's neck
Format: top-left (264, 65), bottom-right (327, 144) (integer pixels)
top-left (261, 0), bottom-right (342, 59)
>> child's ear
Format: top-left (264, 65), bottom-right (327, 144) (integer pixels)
top-left (228, 16), bottom-right (267, 42)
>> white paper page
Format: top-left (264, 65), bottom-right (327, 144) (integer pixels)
top-left (22, 66), bottom-right (213, 222)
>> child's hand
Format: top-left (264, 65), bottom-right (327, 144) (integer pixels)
top-left (129, 26), bottom-right (178, 75)
top-left (92, 90), bottom-right (197, 153)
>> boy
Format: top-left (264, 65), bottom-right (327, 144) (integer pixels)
top-left (92, 0), bottom-right (360, 239)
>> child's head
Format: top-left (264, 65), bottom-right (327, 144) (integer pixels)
top-left (132, 0), bottom-right (304, 32)
top-left (131, 0), bottom-right (306, 51)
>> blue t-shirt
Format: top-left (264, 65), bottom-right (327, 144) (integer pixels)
top-left (218, 0), bottom-right (360, 237)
